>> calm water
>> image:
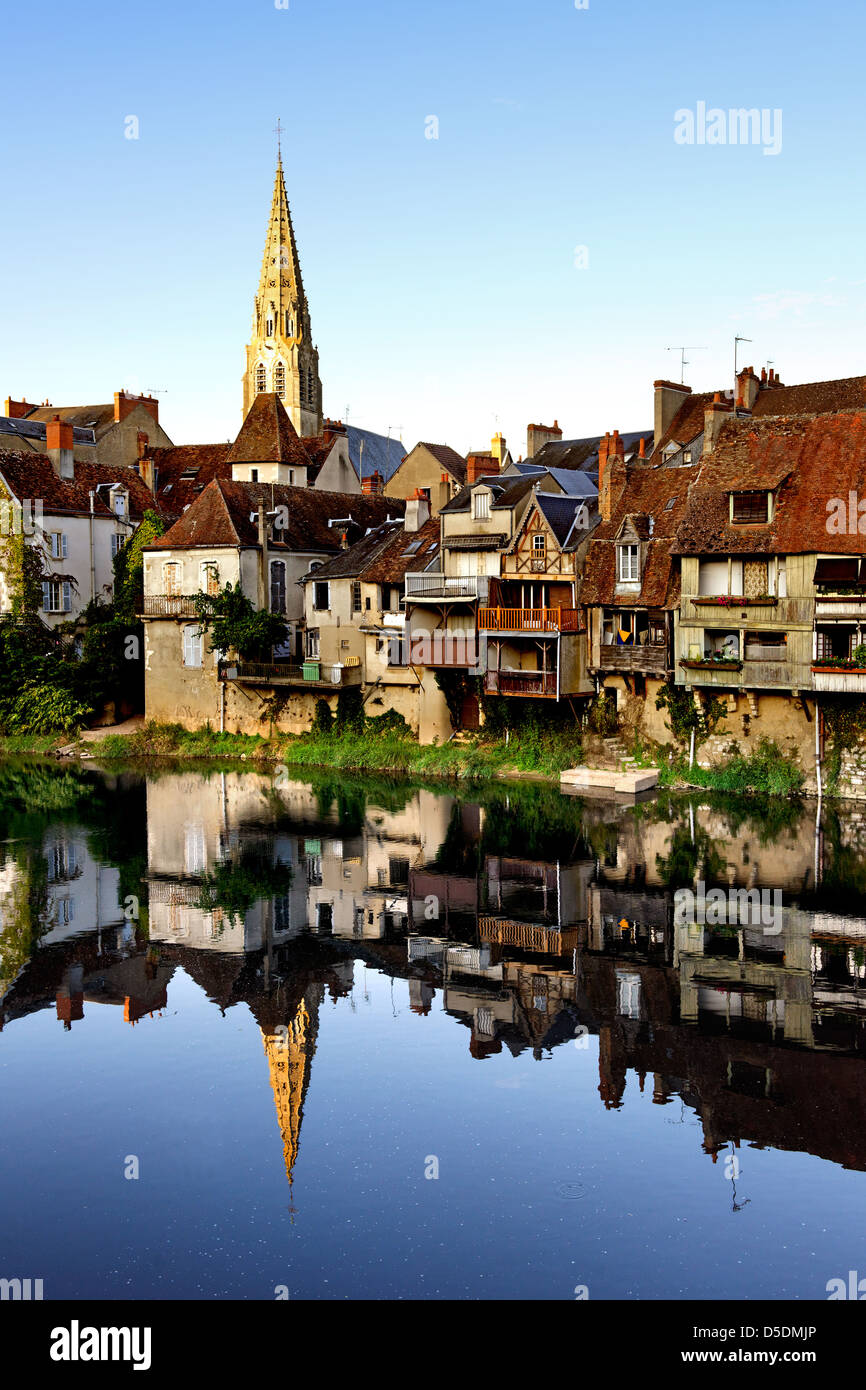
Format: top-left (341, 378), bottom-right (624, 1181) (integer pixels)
top-left (2, 760), bottom-right (866, 1300)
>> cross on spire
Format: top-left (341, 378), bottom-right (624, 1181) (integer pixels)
top-left (274, 118), bottom-right (283, 159)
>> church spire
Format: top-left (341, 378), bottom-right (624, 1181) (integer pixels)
top-left (242, 151), bottom-right (323, 437)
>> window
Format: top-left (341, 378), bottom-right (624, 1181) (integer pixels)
top-left (255, 362), bottom-right (266, 393)
top-left (274, 362), bottom-right (286, 398)
top-left (286, 312), bottom-right (293, 336)
top-left (266, 317), bottom-right (274, 338)
top-left (618, 544), bottom-right (640, 582)
top-left (42, 580), bottom-right (71, 613)
top-left (50, 532), bottom-right (68, 559)
top-left (313, 581), bottom-right (330, 611)
top-left (308, 368), bottom-right (315, 403)
top-left (744, 631), bottom-right (787, 661)
top-left (473, 490), bottom-right (491, 520)
top-left (306, 629), bottom-right (320, 658)
top-left (111, 534), bottom-right (125, 559)
top-left (163, 562), bottom-right (181, 596)
top-left (351, 580), bottom-right (362, 613)
top-left (270, 560), bottom-right (287, 613)
top-left (533, 533), bottom-right (546, 553)
top-left (250, 468), bottom-right (258, 482)
top-left (182, 624), bottom-right (203, 668)
top-left (113, 491), bottom-right (127, 519)
top-left (731, 491), bottom-right (769, 524)
top-left (201, 561), bottom-right (220, 597)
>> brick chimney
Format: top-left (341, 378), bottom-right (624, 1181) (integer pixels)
top-left (361, 470), bottom-right (384, 495)
top-left (4, 397), bottom-right (35, 419)
top-left (654, 379), bottom-right (691, 447)
top-left (467, 453), bottom-right (494, 485)
top-left (404, 488), bottom-right (431, 533)
top-left (527, 419), bottom-right (562, 459)
top-left (137, 436), bottom-right (156, 494)
top-left (114, 390), bottom-right (160, 425)
top-left (46, 415), bottom-right (75, 479)
top-left (735, 365), bottom-right (760, 411)
top-left (599, 430), bottom-right (625, 522)
top-left (703, 392), bottom-right (732, 455)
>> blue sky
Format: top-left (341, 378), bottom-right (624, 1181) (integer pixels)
top-left (1, 0), bottom-right (864, 455)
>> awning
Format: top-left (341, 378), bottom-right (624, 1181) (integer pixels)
top-left (444, 534), bottom-right (507, 551)
top-left (814, 557), bottom-right (864, 585)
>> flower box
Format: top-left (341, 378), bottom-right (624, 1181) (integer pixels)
top-left (811, 663), bottom-right (866, 673)
top-left (680, 658), bottom-right (742, 671)
top-left (691, 595), bottom-right (777, 608)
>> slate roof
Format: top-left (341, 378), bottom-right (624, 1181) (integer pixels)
top-left (672, 410), bottom-right (866, 557)
top-left (440, 475), bottom-right (538, 515)
top-left (509, 463), bottom-right (599, 498)
top-left (530, 430), bottom-right (652, 475)
top-left (347, 425), bottom-right (406, 484)
top-left (145, 478), bottom-right (404, 553)
top-left (0, 447), bottom-right (156, 520)
top-left (534, 492), bottom-right (598, 550)
top-left (27, 402), bottom-right (121, 438)
top-left (0, 415), bottom-right (97, 452)
top-left (581, 462), bottom-right (702, 609)
top-left (226, 393), bottom-right (312, 469)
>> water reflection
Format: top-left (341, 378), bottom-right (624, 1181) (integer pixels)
top-left (3, 760), bottom-right (866, 1243)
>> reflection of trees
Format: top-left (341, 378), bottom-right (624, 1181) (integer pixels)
top-left (655, 823), bottom-right (726, 889)
top-left (195, 843), bottom-right (294, 924)
top-left (477, 785), bottom-right (593, 862)
top-left (0, 845), bottom-right (49, 996)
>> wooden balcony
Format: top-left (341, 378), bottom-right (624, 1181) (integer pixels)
top-left (812, 665), bottom-right (866, 692)
top-left (141, 594), bottom-right (200, 618)
top-left (478, 607), bottom-right (582, 633)
top-left (485, 669), bottom-right (557, 697)
top-left (227, 662), bottom-right (361, 688)
top-left (597, 643), bottom-right (668, 673)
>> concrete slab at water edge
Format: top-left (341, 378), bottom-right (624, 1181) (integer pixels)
top-left (560, 766), bottom-right (659, 796)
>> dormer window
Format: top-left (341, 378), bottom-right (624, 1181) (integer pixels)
top-left (473, 490), bottom-right (491, 521)
top-left (618, 543), bottom-right (640, 583)
top-left (731, 491), bottom-right (770, 524)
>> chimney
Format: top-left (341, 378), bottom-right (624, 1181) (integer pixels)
top-left (466, 453), bottom-right (493, 485)
top-left (526, 419), bottom-right (563, 459)
top-left (340, 530), bottom-right (349, 550)
top-left (703, 392), bottom-right (731, 455)
top-left (4, 397), bottom-right (35, 420)
top-left (361, 469), bottom-right (384, 495)
top-left (654, 379), bottom-right (691, 446)
top-left (599, 430), bottom-right (625, 522)
top-left (638, 436), bottom-right (646, 459)
top-left (491, 432), bottom-right (508, 471)
top-left (114, 390), bottom-right (160, 425)
top-left (736, 365), bottom-right (760, 411)
top-left (46, 414), bottom-right (74, 479)
top-left (404, 488), bottom-right (431, 533)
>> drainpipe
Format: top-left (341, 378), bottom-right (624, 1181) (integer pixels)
top-left (220, 679), bottom-right (226, 733)
top-left (689, 726), bottom-right (696, 769)
top-left (815, 701), bottom-right (823, 802)
top-left (88, 491), bottom-right (96, 602)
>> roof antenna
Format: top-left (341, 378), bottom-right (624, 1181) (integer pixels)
top-left (734, 335), bottom-right (753, 414)
top-left (665, 346), bottom-right (706, 384)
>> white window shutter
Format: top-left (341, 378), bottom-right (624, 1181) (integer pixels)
top-left (42, 580), bottom-right (50, 611)
top-left (62, 581), bottom-right (72, 612)
top-left (62, 534), bottom-right (68, 558)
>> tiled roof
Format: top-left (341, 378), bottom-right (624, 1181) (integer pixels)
top-left (146, 443), bottom-right (232, 519)
top-left (307, 516), bottom-right (441, 585)
top-left (226, 393), bottom-right (312, 469)
top-left (441, 475), bottom-right (537, 515)
top-left (0, 416), bottom-right (97, 452)
top-left (146, 478), bottom-right (404, 552)
top-left (581, 463), bottom-right (701, 609)
top-left (673, 410), bottom-right (866, 557)
top-left (653, 391), bottom-right (720, 458)
top-left (534, 492), bottom-right (597, 550)
top-left (0, 447), bottom-right (156, 520)
top-left (530, 430), bottom-right (652, 475)
top-left (751, 375), bottom-right (866, 418)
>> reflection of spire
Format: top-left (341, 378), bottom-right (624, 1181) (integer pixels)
top-left (261, 992), bottom-right (318, 1216)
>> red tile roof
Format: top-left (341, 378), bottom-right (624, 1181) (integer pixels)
top-left (673, 410), bottom-right (866, 556)
top-left (0, 447), bottom-right (156, 520)
top-left (146, 443), bottom-right (232, 519)
top-left (226, 393), bottom-right (312, 469)
top-left (581, 463), bottom-right (701, 609)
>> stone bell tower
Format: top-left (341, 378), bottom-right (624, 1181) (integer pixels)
top-left (242, 145), bottom-right (323, 437)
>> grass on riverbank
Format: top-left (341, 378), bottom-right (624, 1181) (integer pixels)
top-left (656, 738), bottom-right (805, 797)
top-left (91, 720), bottom-right (583, 780)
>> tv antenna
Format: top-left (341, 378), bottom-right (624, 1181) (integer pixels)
top-left (665, 347), bottom-right (706, 383)
top-left (734, 335), bottom-right (753, 413)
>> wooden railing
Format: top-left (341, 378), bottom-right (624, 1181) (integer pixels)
top-left (597, 643), bottom-right (667, 672)
top-left (478, 607), bottom-right (582, 632)
top-left (485, 669), bottom-right (557, 697)
top-left (141, 595), bottom-right (200, 617)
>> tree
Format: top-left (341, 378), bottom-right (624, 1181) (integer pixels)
top-left (192, 583), bottom-right (288, 661)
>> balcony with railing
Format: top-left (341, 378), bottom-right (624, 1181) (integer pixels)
top-left (141, 594), bottom-right (201, 618)
top-left (226, 662), bottom-right (362, 688)
top-left (478, 607), bottom-right (582, 633)
top-left (404, 573), bottom-right (488, 603)
top-left (485, 668), bottom-right (558, 698)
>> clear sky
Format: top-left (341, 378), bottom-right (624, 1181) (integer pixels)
top-left (1, 0), bottom-right (864, 457)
